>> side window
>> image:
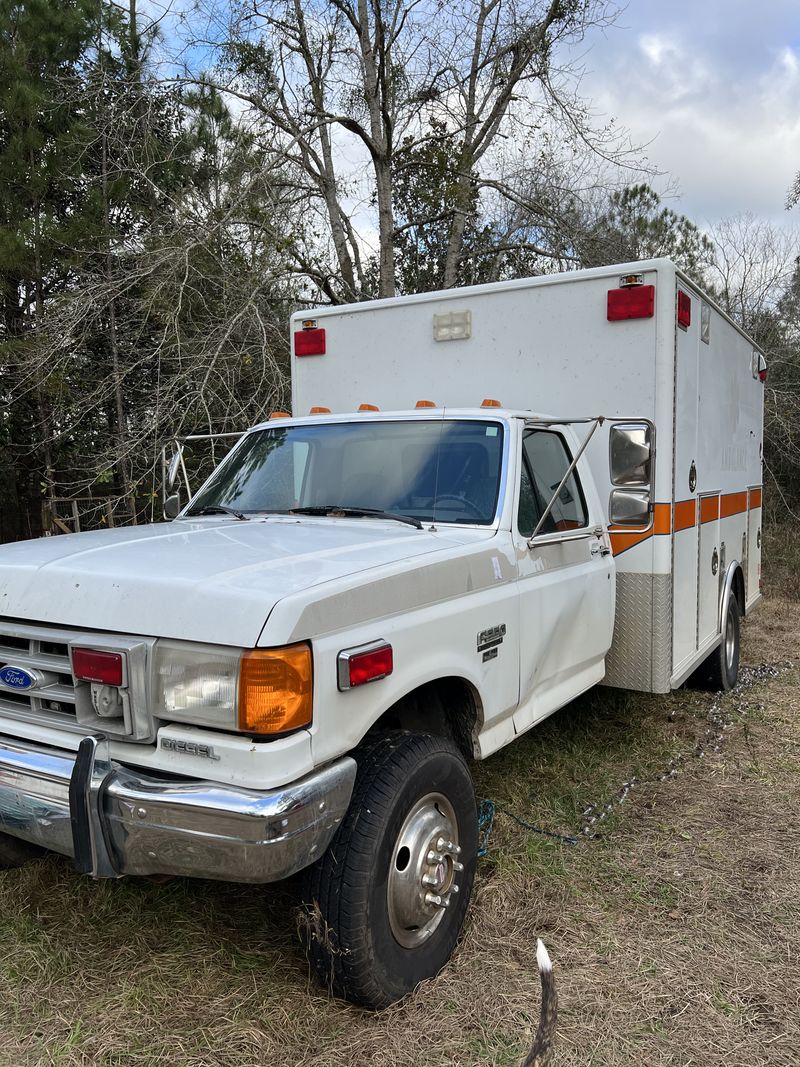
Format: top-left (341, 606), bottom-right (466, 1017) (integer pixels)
top-left (517, 431), bottom-right (587, 535)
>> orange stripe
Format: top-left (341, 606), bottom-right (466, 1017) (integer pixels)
top-left (700, 496), bottom-right (720, 524)
top-left (609, 528), bottom-right (652, 555)
top-left (720, 491), bottom-right (748, 518)
top-left (609, 490), bottom-right (757, 557)
top-left (673, 499), bottom-right (697, 531)
top-left (653, 502), bottom-right (672, 534)
top-left (609, 502), bottom-right (669, 556)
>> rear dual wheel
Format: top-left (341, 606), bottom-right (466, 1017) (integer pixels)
top-left (705, 596), bottom-right (741, 692)
top-left (301, 731), bottom-right (477, 1008)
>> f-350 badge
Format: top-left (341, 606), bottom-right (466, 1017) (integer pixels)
top-left (477, 624), bottom-right (506, 662)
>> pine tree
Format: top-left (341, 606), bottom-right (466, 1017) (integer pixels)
top-left (0, 0), bottom-right (102, 537)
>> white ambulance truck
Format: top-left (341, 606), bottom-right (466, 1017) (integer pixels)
top-left (0, 259), bottom-right (764, 1007)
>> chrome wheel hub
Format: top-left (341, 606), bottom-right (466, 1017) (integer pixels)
top-left (725, 610), bottom-right (735, 671)
top-left (387, 792), bottom-right (464, 948)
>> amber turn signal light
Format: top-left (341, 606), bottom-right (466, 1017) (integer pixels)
top-left (238, 644), bottom-right (313, 734)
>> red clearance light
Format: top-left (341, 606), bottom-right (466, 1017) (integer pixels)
top-left (607, 285), bottom-right (655, 321)
top-left (72, 648), bottom-right (124, 687)
top-left (338, 643), bottom-right (393, 690)
top-left (294, 328), bottom-right (326, 357)
top-left (759, 367), bottom-right (768, 383)
top-left (677, 290), bottom-right (691, 329)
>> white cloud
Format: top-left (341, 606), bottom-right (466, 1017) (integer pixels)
top-left (574, 8), bottom-right (800, 227)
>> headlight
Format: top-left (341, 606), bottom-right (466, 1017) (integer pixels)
top-left (153, 640), bottom-right (312, 734)
top-left (154, 641), bottom-right (240, 728)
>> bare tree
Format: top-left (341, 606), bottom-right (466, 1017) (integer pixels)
top-left (706, 214), bottom-right (800, 517)
top-left (193, 0), bottom-right (625, 299)
top-left (705, 214), bottom-right (798, 334)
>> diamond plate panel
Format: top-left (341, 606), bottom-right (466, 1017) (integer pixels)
top-left (603, 573), bottom-right (672, 693)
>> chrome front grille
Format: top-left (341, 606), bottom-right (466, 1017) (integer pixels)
top-left (0, 620), bottom-right (81, 731)
top-left (0, 619), bottom-right (156, 741)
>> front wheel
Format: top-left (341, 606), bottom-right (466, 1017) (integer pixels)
top-left (300, 731), bottom-right (477, 1008)
top-left (706, 595), bottom-right (741, 691)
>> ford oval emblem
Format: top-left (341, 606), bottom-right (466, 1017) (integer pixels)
top-left (0, 665), bottom-right (36, 691)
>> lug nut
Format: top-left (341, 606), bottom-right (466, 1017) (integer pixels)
top-left (422, 873), bottom-right (439, 887)
top-left (425, 892), bottom-right (449, 909)
top-left (453, 861), bottom-right (464, 872)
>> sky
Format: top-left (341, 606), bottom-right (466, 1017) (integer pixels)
top-left (143, 0), bottom-right (800, 236)
top-left (575, 0), bottom-right (800, 228)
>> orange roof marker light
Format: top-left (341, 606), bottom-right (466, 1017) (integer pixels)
top-left (269, 411), bottom-right (291, 420)
top-left (481, 398), bottom-right (502, 408)
top-left (358, 403), bottom-right (380, 411)
top-left (415, 400), bottom-right (437, 408)
top-left (309, 406), bottom-right (331, 414)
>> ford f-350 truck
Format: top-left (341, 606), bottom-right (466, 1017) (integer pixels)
top-left (0, 261), bottom-right (764, 1007)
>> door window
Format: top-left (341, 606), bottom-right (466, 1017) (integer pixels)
top-left (517, 430), bottom-right (588, 536)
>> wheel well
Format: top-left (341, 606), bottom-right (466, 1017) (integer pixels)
top-left (371, 678), bottom-right (481, 761)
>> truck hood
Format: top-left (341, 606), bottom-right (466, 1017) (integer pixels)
top-left (0, 517), bottom-right (482, 647)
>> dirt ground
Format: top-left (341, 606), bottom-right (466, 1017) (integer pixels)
top-left (1, 579), bottom-right (798, 1066)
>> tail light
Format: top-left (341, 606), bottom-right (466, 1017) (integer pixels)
top-left (294, 328), bottom-right (326, 357)
top-left (607, 285), bottom-right (655, 321)
top-left (677, 290), bottom-right (691, 329)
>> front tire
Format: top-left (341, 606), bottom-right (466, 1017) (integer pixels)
top-left (706, 595), bottom-right (741, 691)
top-left (300, 731), bottom-right (477, 1008)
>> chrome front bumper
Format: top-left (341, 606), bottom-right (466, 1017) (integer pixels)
top-left (0, 733), bottom-right (356, 882)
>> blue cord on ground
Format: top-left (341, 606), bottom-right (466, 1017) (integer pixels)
top-left (477, 798), bottom-right (578, 856)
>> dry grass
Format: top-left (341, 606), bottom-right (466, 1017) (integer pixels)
top-left (1, 540), bottom-right (799, 1066)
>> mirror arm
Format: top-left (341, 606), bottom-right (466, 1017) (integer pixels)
top-left (527, 416), bottom-right (605, 548)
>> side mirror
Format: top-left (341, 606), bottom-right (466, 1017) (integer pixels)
top-left (166, 451), bottom-right (182, 490)
top-left (609, 488), bottom-right (651, 527)
top-left (164, 494), bottom-right (182, 520)
top-left (610, 422), bottom-right (652, 487)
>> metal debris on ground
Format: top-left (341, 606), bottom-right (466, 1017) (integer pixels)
top-left (477, 662), bottom-right (794, 853)
top-left (578, 660), bottom-right (794, 838)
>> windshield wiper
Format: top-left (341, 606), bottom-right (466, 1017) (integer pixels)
top-left (289, 505), bottom-right (422, 530)
top-left (187, 505), bottom-right (249, 521)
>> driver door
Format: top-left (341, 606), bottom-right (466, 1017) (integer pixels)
top-left (513, 426), bottom-right (614, 734)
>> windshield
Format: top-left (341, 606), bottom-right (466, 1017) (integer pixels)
top-left (186, 419), bottom-right (504, 526)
